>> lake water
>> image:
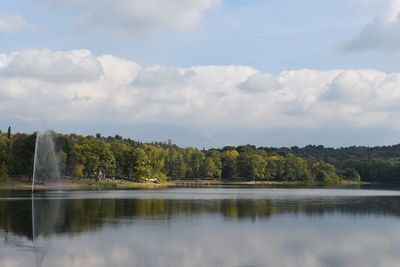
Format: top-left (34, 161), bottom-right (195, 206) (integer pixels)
top-left (1, 187), bottom-right (400, 267)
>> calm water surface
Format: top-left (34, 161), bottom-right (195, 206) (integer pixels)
top-left (0, 187), bottom-right (400, 267)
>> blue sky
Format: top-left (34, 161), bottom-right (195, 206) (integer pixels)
top-left (1, 0), bottom-right (393, 71)
top-left (1, 0), bottom-right (400, 147)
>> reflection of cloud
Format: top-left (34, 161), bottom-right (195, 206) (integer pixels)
top-left (1, 214), bottom-right (400, 267)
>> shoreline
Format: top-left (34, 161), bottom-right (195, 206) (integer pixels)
top-left (0, 178), bottom-right (364, 190)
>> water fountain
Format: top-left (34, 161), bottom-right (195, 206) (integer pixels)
top-left (31, 130), bottom-right (63, 267)
top-left (32, 131), bottom-right (62, 192)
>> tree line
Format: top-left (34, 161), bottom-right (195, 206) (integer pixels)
top-left (268, 145), bottom-right (400, 183)
top-left (1, 128), bottom-right (387, 184)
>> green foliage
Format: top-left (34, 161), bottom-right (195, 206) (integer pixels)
top-left (129, 148), bottom-right (152, 182)
top-left (268, 144), bottom-right (400, 183)
top-left (238, 153), bottom-right (266, 180)
top-left (264, 155), bottom-right (285, 180)
top-left (6, 129), bottom-right (393, 185)
top-left (109, 140), bottom-right (130, 178)
top-left (0, 162), bottom-right (10, 181)
top-left (74, 138), bottom-right (116, 180)
top-left (168, 148), bottom-right (186, 179)
top-left (10, 133), bottom-right (36, 177)
top-left (184, 147), bottom-right (205, 178)
top-left (340, 168), bottom-right (361, 183)
top-left (72, 164), bottom-right (85, 179)
top-left (0, 135), bottom-right (11, 167)
top-left (221, 150), bottom-right (239, 179)
top-left (283, 154), bottom-right (309, 182)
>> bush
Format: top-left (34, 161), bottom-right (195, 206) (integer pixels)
top-left (341, 168), bottom-right (361, 183)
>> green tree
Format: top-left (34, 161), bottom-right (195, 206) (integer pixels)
top-left (109, 140), bottom-right (130, 178)
top-left (145, 145), bottom-right (167, 175)
top-left (207, 150), bottom-right (222, 178)
top-left (10, 133), bottom-right (36, 180)
top-left (0, 162), bottom-right (10, 181)
top-left (264, 154), bottom-right (285, 180)
top-left (221, 150), bottom-right (239, 180)
top-left (183, 148), bottom-right (205, 178)
top-left (168, 148), bottom-right (186, 179)
top-left (0, 135), bottom-right (11, 167)
top-left (313, 161), bottom-right (340, 184)
top-left (238, 153), bottom-right (266, 180)
top-left (72, 164), bottom-right (84, 179)
top-left (341, 168), bottom-right (361, 182)
top-left (74, 138), bottom-right (116, 180)
top-left (201, 158), bottom-right (217, 178)
top-left (127, 148), bottom-right (152, 182)
top-left (283, 153), bottom-right (312, 182)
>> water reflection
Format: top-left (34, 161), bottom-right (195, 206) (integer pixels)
top-left (0, 188), bottom-right (399, 267)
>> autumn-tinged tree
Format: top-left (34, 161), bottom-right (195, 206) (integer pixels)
top-left (313, 161), bottom-right (340, 184)
top-left (184, 148), bottom-right (205, 178)
top-left (127, 148), bottom-right (152, 182)
top-left (0, 130), bottom-right (372, 184)
top-left (145, 144), bottom-right (167, 178)
top-left (74, 138), bottom-right (116, 180)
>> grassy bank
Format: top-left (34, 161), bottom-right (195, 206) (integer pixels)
top-left (0, 177), bottom-right (173, 190)
top-left (0, 177), bottom-right (362, 190)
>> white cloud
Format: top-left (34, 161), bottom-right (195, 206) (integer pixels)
top-left (239, 73), bottom-right (280, 93)
top-left (0, 49), bottom-right (103, 82)
top-left (0, 15), bottom-right (29, 34)
top-left (340, 0), bottom-right (400, 53)
top-left (2, 49), bottom-right (400, 145)
top-left (35, 0), bottom-right (221, 34)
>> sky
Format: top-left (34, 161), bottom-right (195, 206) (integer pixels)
top-left (1, 0), bottom-right (400, 147)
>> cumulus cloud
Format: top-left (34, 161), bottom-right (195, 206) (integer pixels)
top-left (239, 73), bottom-right (280, 93)
top-left (0, 49), bottom-right (103, 82)
top-left (340, 0), bottom-right (400, 53)
top-left (0, 15), bottom-right (29, 34)
top-left (2, 48), bottom-right (400, 146)
top-left (34, 0), bottom-right (221, 34)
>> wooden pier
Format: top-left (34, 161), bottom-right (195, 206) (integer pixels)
top-left (174, 180), bottom-right (213, 186)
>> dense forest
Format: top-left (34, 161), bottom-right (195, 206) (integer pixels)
top-left (1, 127), bottom-right (399, 184)
top-left (268, 145), bottom-right (400, 183)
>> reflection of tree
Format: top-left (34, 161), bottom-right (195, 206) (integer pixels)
top-left (0, 196), bottom-right (399, 239)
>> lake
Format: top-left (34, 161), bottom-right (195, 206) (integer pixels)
top-left (1, 187), bottom-right (400, 267)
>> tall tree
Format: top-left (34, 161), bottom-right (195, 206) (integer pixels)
top-left (221, 150), bottom-right (239, 180)
top-left (238, 153), bottom-right (266, 180)
top-left (126, 148), bottom-right (152, 182)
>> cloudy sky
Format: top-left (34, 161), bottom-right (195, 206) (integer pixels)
top-left (1, 0), bottom-right (400, 147)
